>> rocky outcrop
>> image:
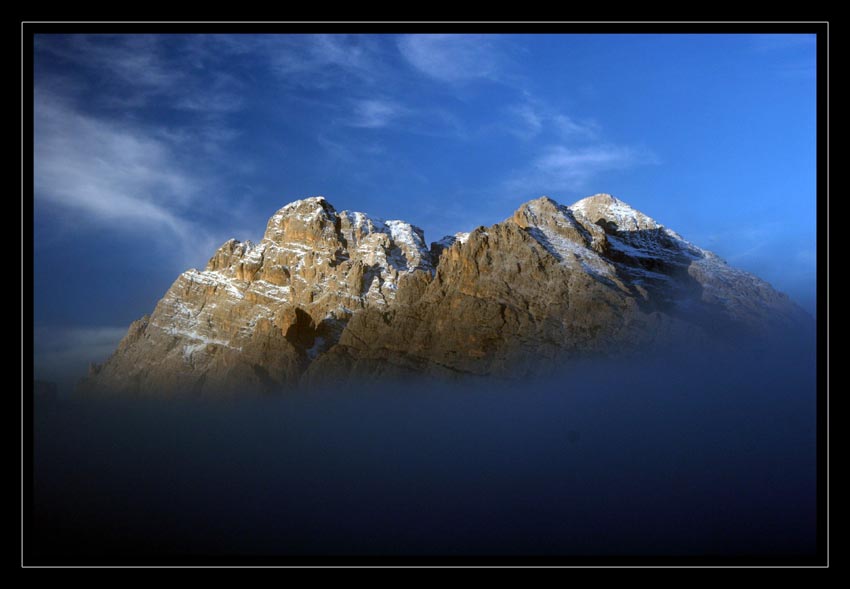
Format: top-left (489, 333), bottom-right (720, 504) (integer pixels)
top-left (79, 194), bottom-right (809, 395)
top-left (78, 197), bottom-right (435, 395)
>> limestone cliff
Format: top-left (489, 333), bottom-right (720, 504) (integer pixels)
top-left (79, 194), bottom-right (809, 395)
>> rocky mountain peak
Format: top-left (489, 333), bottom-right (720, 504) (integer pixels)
top-left (267, 195), bottom-right (337, 228)
top-left (79, 193), bottom-right (810, 396)
top-left (513, 195), bottom-right (572, 226)
top-left (510, 195), bottom-right (610, 261)
top-left (570, 193), bottom-right (660, 233)
top-left (263, 195), bottom-right (340, 247)
top-left (277, 195), bottom-right (333, 215)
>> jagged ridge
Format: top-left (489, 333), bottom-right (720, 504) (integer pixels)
top-left (80, 194), bottom-right (809, 395)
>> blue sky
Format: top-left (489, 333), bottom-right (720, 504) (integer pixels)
top-left (33, 33), bottom-right (817, 386)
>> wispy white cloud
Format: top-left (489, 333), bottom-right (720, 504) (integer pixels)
top-left (253, 34), bottom-right (384, 88)
top-left (35, 34), bottom-right (246, 113)
top-left (510, 102), bottom-right (543, 137)
top-left (508, 144), bottom-right (657, 193)
top-left (553, 113), bottom-right (599, 139)
top-left (152, 124), bottom-right (242, 158)
top-left (174, 70), bottom-right (245, 113)
top-left (499, 88), bottom-right (655, 195)
top-left (68, 34), bottom-right (182, 92)
top-left (504, 98), bottom-right (599, 141)
top-left (347, 98), bottom-right (406, 129)
top-left (35, 92), bottom-right (198, 231)
top-left (31, 90), bottom-right (243, 270)
top-left (397, 34), bottom-right (502, 82)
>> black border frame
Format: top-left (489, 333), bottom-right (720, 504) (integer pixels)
top-left (21, 21), bottom-right (829, 567)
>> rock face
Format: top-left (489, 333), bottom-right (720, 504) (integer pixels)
top-left (79, 194), bottom-right (809, 395)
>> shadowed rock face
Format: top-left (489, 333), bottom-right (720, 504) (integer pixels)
top-left (78, 194), bottom-right (810, 395)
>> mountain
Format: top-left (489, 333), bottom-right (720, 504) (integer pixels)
top-left (79, 194), bottom-right (809, 395)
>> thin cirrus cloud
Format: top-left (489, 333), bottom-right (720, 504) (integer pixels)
top-left (172, 71), bottom-right (246, 113)
top-left (394, 35), bottom-right (647, 194)
top-left (35, 34), bottom-right (245, 113)
top-left (509, 144), bottom-right (658, 193)
top-left (258, 34), bottom-right (384, 88)
top-left (511, 102), bottom-right (543, 137)
top-left (500, 97), bottom-right (649, 195)
top-left (65, 34), bottom-right (181, 92)
top-left (347, 99), bottom-right (406, 129)
top-left (397, 34), bottom-right (503, 82)
top-left (34, 90), bottom-right (200, 236)
top-left (505, 100), bottom-right (599, 141)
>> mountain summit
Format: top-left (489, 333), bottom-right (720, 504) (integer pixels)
top-left (80, 194), bottom-right (809, 395)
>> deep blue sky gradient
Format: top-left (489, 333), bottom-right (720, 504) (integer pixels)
top-left (33, 33), bottom-right (817, 384)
